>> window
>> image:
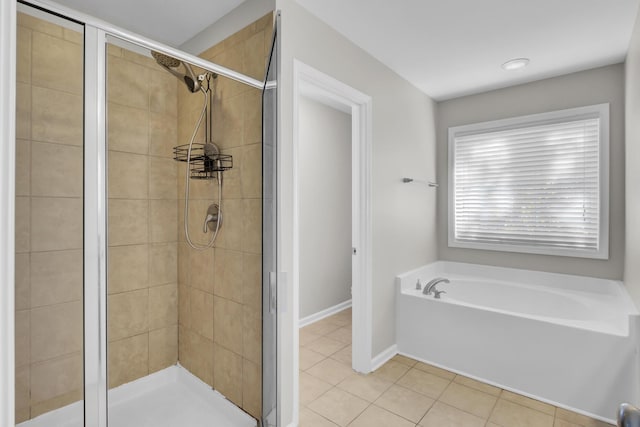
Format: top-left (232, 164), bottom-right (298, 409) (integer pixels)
top-left (448, 104), bottom-right (609, 259)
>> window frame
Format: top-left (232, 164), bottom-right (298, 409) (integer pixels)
top-left (447, 104), bottom-right (610, 259)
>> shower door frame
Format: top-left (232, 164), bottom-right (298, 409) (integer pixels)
top-left (0, 0), bottom-right (17, 425)
top-left (1, 1), bottom-right (272, 426)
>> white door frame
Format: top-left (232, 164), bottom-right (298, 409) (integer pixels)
top-left (291, 59), bottom-right (373, 422)
top-left (0, 1), bottom-right (17, 426)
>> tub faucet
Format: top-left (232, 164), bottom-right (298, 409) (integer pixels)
top-left (423, 277), bottom-right (449, 297)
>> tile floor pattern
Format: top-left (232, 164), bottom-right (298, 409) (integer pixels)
top-left (299, 309), bottom-right (613, 427)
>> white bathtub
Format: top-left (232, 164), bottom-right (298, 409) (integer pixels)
top-left (396, 261), bottom-right (640, 423)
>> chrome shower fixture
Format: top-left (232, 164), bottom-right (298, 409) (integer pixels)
top-left (172, 74), bottom-right (232, 180)
top-left (402, 177), bottom-right (439, 188)
top-left (203, 204), bottom-right (222, 233)
top-left (151, 50), bottom-right (202, 93)
top-left (169, 63), bottom-right (230, 250)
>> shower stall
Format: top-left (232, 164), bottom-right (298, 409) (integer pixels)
top-left (10, 1), bottom-right (279, 426)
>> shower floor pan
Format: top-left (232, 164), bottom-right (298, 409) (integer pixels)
top-left (18, 365), bottom-right (256, 427)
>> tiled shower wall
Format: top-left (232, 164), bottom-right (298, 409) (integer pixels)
top-left (106, 45), bottom-right (180, 388)
top-left (13, 13), bottom-right (183, 422)
top-left (14, 13), bottom-right (85, 423)
top-left (177, 13), bottom-right (273, 419)
top-left (14, 9), bottom-right (271, 424)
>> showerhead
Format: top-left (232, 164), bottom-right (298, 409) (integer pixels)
top-left (151, 51), bottom-right (180, 68)
top-left (151, 50), bottom-right (201, 93)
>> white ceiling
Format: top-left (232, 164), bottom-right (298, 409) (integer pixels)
top-left (44, 0), bottom-right (640, 99)
top-left (296, 0), bottom-right (640, 100)
top-left (51, 0), bottom-right (246, 46)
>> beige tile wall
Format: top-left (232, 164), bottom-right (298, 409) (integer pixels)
top-left (106, 45), bottom-right (179, 389)
top-left (15, 10), bottom-right (271, 424)
top-left (177, 13), bottom-right (273, 420)
top-left (14, 12), bottom-right (85, 423)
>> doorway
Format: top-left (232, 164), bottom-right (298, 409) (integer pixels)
top-left (298, 95), bottom-right (353, 326)
top-left (292, 60), bottom-right (373, 423)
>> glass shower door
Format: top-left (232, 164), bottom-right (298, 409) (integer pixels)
top-left (262, 11), bottom-right (279, 427)
top-left (12, 3), bottom-right (277, 425)
top-left (103, 36), bottom-right (182, 427)
top-left (14, 4), bottom-right (86, 425)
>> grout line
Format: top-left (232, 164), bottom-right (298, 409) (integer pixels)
top-left (484, 388), bottom-right (502, 426)
top-left (303, 404), bottom-right (341, 426)
top-left (371, 401), bottom-right (423, 426)
top-left (28, 81), bottom-right (83, 98)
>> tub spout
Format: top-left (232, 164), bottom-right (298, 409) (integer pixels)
top-left (423, 277), bottom-right (450, 296)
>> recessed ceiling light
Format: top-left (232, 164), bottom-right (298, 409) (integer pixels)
top-left (502, 58), bottom-right (530, 71)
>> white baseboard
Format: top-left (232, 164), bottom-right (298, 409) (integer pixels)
top-left (371, 344), bottom-right (398, 371)
top-left (298, 299), bottom-right (352, 328)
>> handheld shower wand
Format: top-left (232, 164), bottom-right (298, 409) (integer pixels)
top-left (155, 51), bottom-right (226, 250)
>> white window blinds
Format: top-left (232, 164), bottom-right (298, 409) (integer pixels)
top-left (449, 105), bottom-right (609, 259)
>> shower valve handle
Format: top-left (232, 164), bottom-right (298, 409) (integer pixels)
top-left (203, 204), bottom-right (222, 233)
top-left (203, 213), bottom-right (216, 233)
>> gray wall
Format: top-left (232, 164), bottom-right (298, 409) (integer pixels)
top-left (298, 96), bottom-right (352, 319)
top-left (625, 8), bottom-right (640, 307)
top-left (179, 0), bottom-right (275, 54)
top-left (276, 0), bottom-right (438, 390)
top-left (436, 64), bottom-right (625, 279)
top-left (275, 2), bottom-right (437, 421)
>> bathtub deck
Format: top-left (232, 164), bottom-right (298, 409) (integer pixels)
top-left (299, 308), bottom-right (613, 426)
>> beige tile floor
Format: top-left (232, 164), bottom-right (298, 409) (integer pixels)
top-left (299, 308), bottom-right (613, 427)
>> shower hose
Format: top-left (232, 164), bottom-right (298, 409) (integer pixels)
top-left (183, 86), bottom-right (222, 250)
